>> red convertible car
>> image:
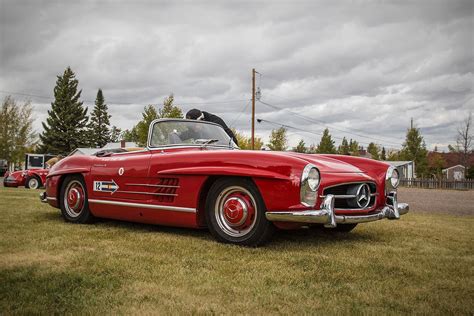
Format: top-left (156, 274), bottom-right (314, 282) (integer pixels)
top-left (41, 119), bottom-right (408, 246)
top-left (4, 168), bottom-right (49, 189)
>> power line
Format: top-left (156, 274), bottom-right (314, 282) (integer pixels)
top-left (257, 99), bottom-right (403, 147)
top-left (229, 100), bottom-right (251, 128)
top-left (257, 118), bottom-right (402, 149)
top-left (0, 90), bottom-right (250, 107)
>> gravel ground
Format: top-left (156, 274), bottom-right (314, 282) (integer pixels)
top-left (398, 187), bottom-right (474, 216)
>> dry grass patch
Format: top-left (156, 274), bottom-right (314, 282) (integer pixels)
top-left (0, 187), bottom-right (473, 314)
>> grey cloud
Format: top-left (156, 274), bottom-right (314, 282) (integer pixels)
top-left (0, 0), bottom-right (472, 151)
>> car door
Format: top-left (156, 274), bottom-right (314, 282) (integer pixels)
top-left (90, 151), bottom-right (152, 201)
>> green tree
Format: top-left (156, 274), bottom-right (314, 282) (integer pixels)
top-left (293, 139), bottom-right (307, 153)
top-left (381, 147), bottom-right (387, 160)
top-left (399, 127), bottom-right (429, 177)
top-left (39, 67), bottom-right (88, 154)
top-left (110, 126), bottom-right (122, 142)
top-left (307, 143), bottom-right (317, 154)
top-left (367, 142), bottom-right (380, 160)
top-left (338, 137), bottom-right (350, 155)
top-left (122, 128), bottom-right (138, 142)
top-left (231, 129), bottom-right (263, 150)
top-left (159, 94), bottom-right (183, 118)
top-left (0, 96), bottom-right (35, 168)
top-left (135, 105), bottom-right (159, 146)
top-left (268, 127), bottom-right (288, 151)
top-left (349, 139), bottom-right (360, 156)
top-left (317, 128), bottom-right (336, 154)
top-left (88, 89), bottom-right (111, 148)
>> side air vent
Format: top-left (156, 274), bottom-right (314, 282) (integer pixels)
top-left (153, 178), bottom-right (180, 202)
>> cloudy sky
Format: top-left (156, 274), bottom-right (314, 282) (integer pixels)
top-left (1, 0), bottom-right (472, 151)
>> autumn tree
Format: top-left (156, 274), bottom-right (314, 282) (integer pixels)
top-left (268, 127), bottom-right (288, 151)
top-left (87, 89), bottom-right (111, 148)
top-left (293, 139), bottom-right (307, 153)
top-left (399, 126), bottom-right (429, 177)
top-left (307, 143), bottom-right (317, 154)
top-left (429, 152), bottom-right (446, 179)
top-left (316, 128), bottom-right (336, 154)
top-left (0, 96), bottom-right (36, 168)
top-left (39, 67), bottom-right (88, 154)
top-left (231, 129), bottom-right (263, 150)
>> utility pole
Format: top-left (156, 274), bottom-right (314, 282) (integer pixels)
top-left (410, 117), bottom-right (413, 129)
top-left (251, 68), bottom-right (256, 150)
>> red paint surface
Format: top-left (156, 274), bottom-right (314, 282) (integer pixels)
top-left (45, 147), bottom-right (392, 229)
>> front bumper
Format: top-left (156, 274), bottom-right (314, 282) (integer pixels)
top-left (265, 192), bottom-right (408, 228)
top-left (3, 178), bottom-right (19, 187)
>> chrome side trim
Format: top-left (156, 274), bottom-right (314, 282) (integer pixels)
top-left (88, 199), bottom-right (196, 213)
top-left (126, 183), bottom-right (180, 189)
top-left (115, 190), bottom-right (178, 197)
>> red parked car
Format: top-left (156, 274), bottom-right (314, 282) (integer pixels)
top-left (41, 119), bottom-right (408, 246)
top-left (4, 168), bottom-right (49, 189)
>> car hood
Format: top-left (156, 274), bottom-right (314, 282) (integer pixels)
top-left (281, 152), bottom-right (364, 174)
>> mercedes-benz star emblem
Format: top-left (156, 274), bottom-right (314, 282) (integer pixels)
top-left (356, 184), bottom-right (371, 208)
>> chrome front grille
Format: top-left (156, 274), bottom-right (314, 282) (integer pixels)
top-left (322, 182), bottom-right (378, 210)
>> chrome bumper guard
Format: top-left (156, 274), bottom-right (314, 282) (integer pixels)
top-left (265, 192), bottom-right (408, 228)
top-left (40, 192), bottom-right (48, 203)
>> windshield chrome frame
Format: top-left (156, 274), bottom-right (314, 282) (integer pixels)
top-left (147, 118), bottom-right (238, 150)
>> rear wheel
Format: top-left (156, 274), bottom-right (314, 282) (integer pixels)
top-left (26, 176), bottom-right (41, 189)
top-left (205, 178), bottom-right (274, 246)
top-left (59, 175), bottom-right (94, 223)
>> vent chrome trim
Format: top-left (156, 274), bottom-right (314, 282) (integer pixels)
top-left (88, 199), bottom-right (195, 213)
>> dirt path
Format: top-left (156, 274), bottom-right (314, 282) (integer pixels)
top-left (398, 187), bottom-right (474, 216)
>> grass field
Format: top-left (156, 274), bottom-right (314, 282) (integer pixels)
top-left (1, 187), bottom-right (473, 314)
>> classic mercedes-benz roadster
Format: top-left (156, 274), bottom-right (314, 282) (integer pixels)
top-left (41, 119), bottom-right (408, 246)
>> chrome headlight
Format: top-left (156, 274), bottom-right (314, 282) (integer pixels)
top-left (385, 166), bottom-right (400, 192)
top-left (300, 164), bottom-right (320, 207)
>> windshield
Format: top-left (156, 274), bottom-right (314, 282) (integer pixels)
top-left (149, 120), bottom-right (236, 148)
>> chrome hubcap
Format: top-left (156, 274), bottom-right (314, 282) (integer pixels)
top-left (64, 180), bottom-right (85, 218)
top-left (215, 186), bottom-right (257, 238)
top-left (29, 178), bottom-right (38, 189)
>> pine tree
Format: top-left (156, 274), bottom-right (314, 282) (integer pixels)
top-left (268, 127), bottom-right (288, 151)
top-left (338, 137), bottom-right (350, 155)
top-left (88, 89), bottom-right (111, 148)
top-left (110, 126), bottom-right (122, 142)
top-left (367, 142), bottom-right (380, 160)
top-left (293, 139), bottom-right (307, 153)
top-left (399, 127), bottom-right (429, 177)
top-left (381, 147), bottom-right (387, 160)
top-left (349, 139), bottom-right (360, 156)
top-left (159, 94), bottom-right (183, 118)
top-left (39, 67), bottom-right (88, 154)
top-left (316, 128), bottom-right (336, 154)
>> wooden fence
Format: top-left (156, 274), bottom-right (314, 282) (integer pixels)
top-left (399, 178), bottom-right (474, 190)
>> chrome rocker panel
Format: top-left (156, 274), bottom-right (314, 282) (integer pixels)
top-left (265, 192), bottom-right (409, 228)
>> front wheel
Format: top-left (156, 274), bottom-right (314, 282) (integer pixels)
top-left (205, 178), bottom-right (274, 246)
top-left (59, 175), bottom-right (94, 223)
top-left (26, 176), bottom-right (41, 189)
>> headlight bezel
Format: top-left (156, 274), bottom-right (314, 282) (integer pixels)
top-left (300, 164), bottom-right (320, 207)
top-left (385, 166), bottom-right (400, 193)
